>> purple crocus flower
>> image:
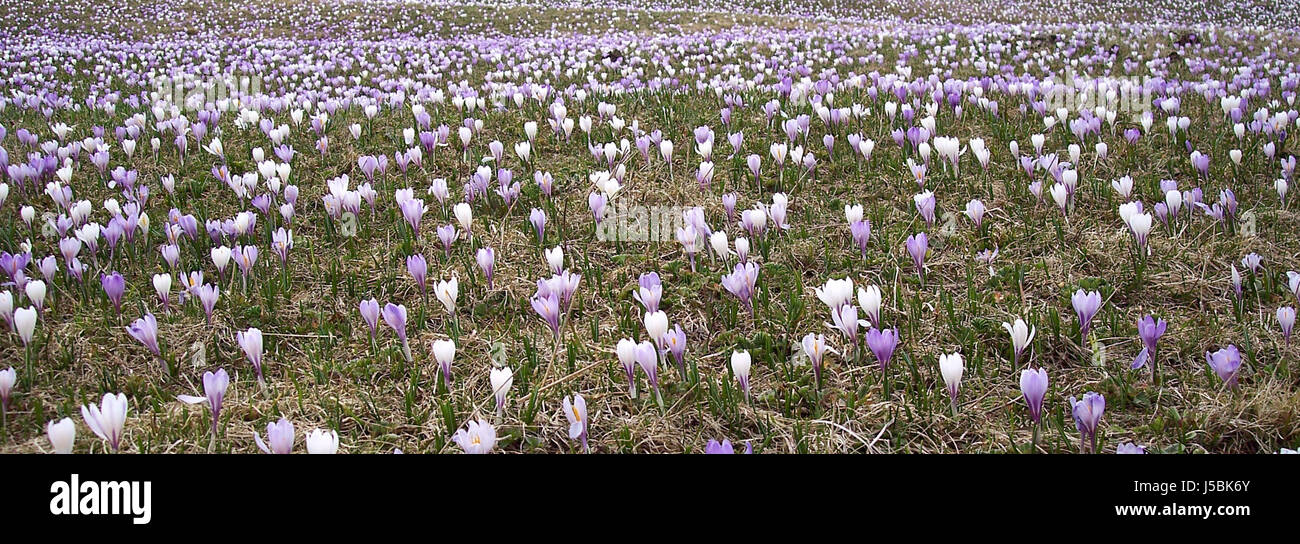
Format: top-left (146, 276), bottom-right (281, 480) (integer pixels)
top-left (406, 254), bottom-right (428, 296)
top-left (1116, 442), bottom-right (1146, 454)
top-left (1070, 392), bottom-right (1106, 453)
top-left (382, 303), bottom-right (411, 361)
top-left (237, 327), bottom-right (265, 383)
top-left (359, 298), bottom-right (381, 340)
top-left (720, 262), bottom-right (759, 317)
top-left (905, 233), bottom-right (928, 283)
top-left (1131, 315), bottom-right (1168, 370)
top-left (704, 439), bottom-right (751, 454)
top-left (436, 224), bottom-right (457, 257)
top-left (1071, 289), bottom-right (1102, 340)
top-left (865, 327), bottom-right (899, 371)
top-left (635, 340), bottom-right (660, 401)
top-left (587, 192), bottom-right (607, 224)
top-left (198, 284), bottom-right (219, 325)
top-left (476, 247), bottom-right (495, 289)
top-left (663, 323), bottom-right (687, 379)
top-left (177, 368), bottom-right (230, 438)
top-left (530, 292), bottom-right (562, 339)
top-left (634, 272), bottom-right (662, 314)
top-left (850, 219), bottom-right (871, 259)
top-left (529, 208), bottom-right (547, 242)
top-left (1205, 345), bottom-right (1242, 389)
top-left (101, 271), bottom-right (125, 313)
top-left (1279, 307), bottom-right (1296, 345)
top-left (126, 313), bottom-right (162, 359)
top-left (1020, 367), bottom-right (1048, 424)
top-left (255, 417), bottom-right (294, 454)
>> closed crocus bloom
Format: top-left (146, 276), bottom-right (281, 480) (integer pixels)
top-left (178, 368), bottom-right (230, 438)
top-left (1278, 307), bottom-right (1296, 345)
top-left (801, 333), bottom-right (832, 386)
top-left (1071, 289), bottom-right (1103, 341)
top-left (211, 245), bottom-right (232, 275)
top-left (709, 231), bottom-right (732, 260)
top-left (0, 366), bottom-right (13, 408)
top-left (1070, 392), bottom-right (1106, 453)
top-left (731, 350), bottom-right (752, 401)
top-left (816, 277), bottom-right (854, 311)
top-left (81, 392), bottom-right (128, 452)
top-left (255, 417), bottom-right (295, 454)
top-left (431, 339), bottom-right (456, 388)
top-left (126, 313), bottom-right (162, 359)
top-left (857, 285), bottom-right (882, 327)
top-left (545, 246), bottom-right (564, 275)
top-left (964, 199), bottom-right (986, 230)
top-left (25, 279), bottom-right (46, 311)
top-left (644, 311), bottom-right (668, 347)
top-left (0, 290), bottom-right (12, 330)
top-left (938, 352), bottom-right (964, 407)
top-left (1020, 367), bottom-right (1049, 427)
top-left (609, 337), bottom-right (639, 396)
top-left (435, 276), bottom-right (458, 315)
top-left (563, 393), bottom-right (589, 453)
top-left (47, 417), bottom-right (76, 454)
top-left (452, 419), bottom-right (496, 454)
top-left (1003, 318), bottom-right (1035, 365)
top-left (306, 429), bottom-right (340, 454)
top-left (383, 303), bottom-right (410, 358)
top-left (490, 366), bottom-right (513, 415)
top-left (453, 202), bottom-right (473, 234)
top-left (1116, 442), bottom-right (1146, 454)
top-left (153, 273), bottom-right (172, 308)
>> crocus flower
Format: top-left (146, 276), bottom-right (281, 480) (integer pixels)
top-left (177, 368), bottom-right (230, 438)
top-left (1071, 289), bottom-right (1102, 341)
top-left (0, 366), bottom-right (13, 415)
top-left (435, 276), bottom-right (459, 315)
top-left (705, 439), bottom-right (736, 454)
top-left (731, 350), bottom-right (752, 402)
top-left (255, 417), bottom-right (295, 454)
top-left (432, 339), bottom-right (456, 388)
top-left (529, 208), bottom-right (547, 242)
top-left (634, 272), bottom-right (662, 314)
top-left (47, 417), bottom-right (76, 454)
top-left (905, 232), bottom-right (928, 283)
top-left (850, 219), bottom-right (871, 258)
top-left (1116, 443), bottom-right (1146, 454)
top-left (490, 366), bottom-right (513, 416)
top-left (721, 262), bottom-right (759, 317)
top-left (865, 327), bottom-right (899, 371)
top-left (476, 247), bottom-right (495, 289)
top-left (1278, 307), bottom-right (1295, 345)
top-left (1003, 318), bottom-right (1036, 365)
top-left (801, 333), bottom-right (833, 387)
top-left (938, 352), bottom-right (964, 410)
top-left (663, 324), bottom-right (687, 379)
top-left (857, 286), bottom-right (882, 327)
top-left (617, 338), bottom-right (638, 397)
top-left (1020, 367), bottom-right (1048, 424)
top-left (305, 429), bottom-right (339, 454)
top-left (406, 254), bottom-right (428, 296)
top-left (101, 272), bottom-right (125, 313)
top-left (1070, 392), bottom-right (1106, 453)
top-left (1205, 345), bottom-right (1242, 389)
top-left (563, 393), bottom-right (589, 453)
top-left (1131, 316), bottom-right (1168, 370)
top-left (530, 292), bottom-right (562, 339)
top-left (359, 298), bottom-right (380, 340)
top-left (127, 313), bottom-right (162, 359)
top-left (383, 303), bottom-right (411, 361)
top-left (237, 327), bottom-right (265, 383)
top-left (635, 340), bottom-right (660, 401)
top-left (198, 284), bottom-right (219, 324)
top-left (452, 419), bottom-right (496, 454)
top-left (81, 392), bottom-right (128, 452)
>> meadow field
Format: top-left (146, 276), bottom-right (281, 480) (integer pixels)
top-left (1, 0), bottom-right (1298, 454)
